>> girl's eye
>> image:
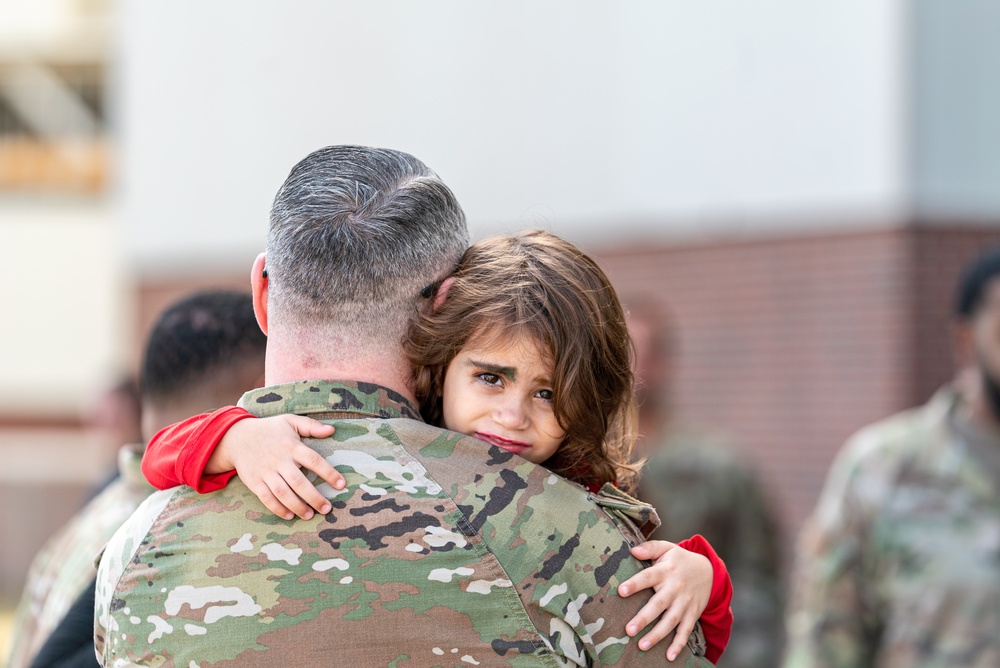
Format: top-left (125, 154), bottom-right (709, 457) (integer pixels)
top-left (476, 373), bottom-right (502, 386)
top-left (535, 389), bottom-right (554, 401)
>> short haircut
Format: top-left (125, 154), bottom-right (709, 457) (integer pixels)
top-left (956, 246), bottom-right (1000, 319)
top-left (405, 230), bottom-right (640, 491)
top-left (266, 146), bottom-right (468, 341)
top-left (141, 291), bottom-right (266, 402)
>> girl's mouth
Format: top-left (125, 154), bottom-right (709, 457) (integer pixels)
top-left (474, 432), bottom-right (531, 454)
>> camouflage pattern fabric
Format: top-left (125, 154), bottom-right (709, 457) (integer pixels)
top-left (6, 443), bottom-right (156, 668)
top-left (95, 380), bottom-right (713, 667)
top-left (638, 425), bottom-right (784, 668)
top-left (784, 386), bottom-right (1000, 668)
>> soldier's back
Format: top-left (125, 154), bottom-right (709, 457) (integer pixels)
top-left (97, 416), bottom-right (713, 667)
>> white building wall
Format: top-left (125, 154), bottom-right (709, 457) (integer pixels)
top-left (912, 0), bottom-right (1000, 219)
top-left (0, 199), bottom-right (127, 413)
top-left (116, 0), bottom-right (909, 272)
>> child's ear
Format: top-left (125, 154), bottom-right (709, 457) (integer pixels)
top-left (433, 277), bottom-right (456, 312)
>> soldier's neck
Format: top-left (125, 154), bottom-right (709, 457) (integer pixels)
top-left (262, 332), bottom-right (418, 407)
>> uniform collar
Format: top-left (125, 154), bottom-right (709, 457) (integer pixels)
top-left (238, 380), bottom-right (422, 421)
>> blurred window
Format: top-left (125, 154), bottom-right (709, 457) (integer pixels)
top-left (0, 61), bottom-right (107, 193)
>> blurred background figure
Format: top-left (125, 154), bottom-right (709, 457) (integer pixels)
top-left (5, 290), bottom-right (265, 668)
top-left (627, 296), bottom-right (784, 668)
top-left (81, 376), bottom-right (141, 496)
top-left (783, 249), bottom-right (1000, 668)
top-left (86, 378), bottom-right (141, 457)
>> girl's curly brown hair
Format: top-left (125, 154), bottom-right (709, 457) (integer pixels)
top-left (404, 230), bottom-right (641, 491)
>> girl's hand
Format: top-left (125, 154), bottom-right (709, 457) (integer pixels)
top-left (208, 415), bottom-right (343, 520)
top-left (617, 540), bottom-right (713, 660)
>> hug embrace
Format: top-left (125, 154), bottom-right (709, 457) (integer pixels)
top-left (97, 146), bottom-right (732, 667)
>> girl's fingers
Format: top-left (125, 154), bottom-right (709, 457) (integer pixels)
top-left (630, 540), bottom-right (676, 561)
top-left (287, 415), bottom-right (336, 439)
top-left (665, 615), bottom-right (698, 661)
top-left (265, 472), bottom-right (315, 520)
top-left (624, 604), bottom-right (656, 637)
top-left (283, 464), bottom-right (333, 515)
top-left (619, 565), bottom-right (662, 597)
top-left (248, 479), bottom-right (295, 520)
top-left (294, 446), bottom-right (345, 490)
top-left (624, 576), bottom-right (688, 635)
top-left (638, 603), bottom-right (682, 652)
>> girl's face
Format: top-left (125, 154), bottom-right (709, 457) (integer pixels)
top-left (441, 334), bottom-right (566, 464)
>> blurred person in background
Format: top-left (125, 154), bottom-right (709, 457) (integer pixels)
top-left (87, 377), bottom-right (142, 455)
top-left (5, 290), bottom-right (266, 668)
top-left (627, 296), bottom-right (785, 668)
top-left (783, 248), bottom-right (1000, 668)
top-left (82, 376), bottom-right (142, 497)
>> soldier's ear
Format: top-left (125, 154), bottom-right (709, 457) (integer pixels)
top-left (433, 277), bottom-right (456, 312)
top-left (251, 252), bottom-right (269, 336)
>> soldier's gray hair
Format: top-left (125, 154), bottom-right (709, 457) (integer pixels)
top-left (266, 146), bottom-right (468, 343)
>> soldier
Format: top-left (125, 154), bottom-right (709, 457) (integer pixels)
top-left (783, 248), bottom-right (1000, 667)
top-left (5, 290), bottom-right (266, 668)
top-left (95, 146), bottom-right (714, 666)
top-left (628, 297), bottom-right (784, 668)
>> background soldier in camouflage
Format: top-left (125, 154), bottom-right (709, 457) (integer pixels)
top-left (95, 146), bottom-right (714, 667)
top-left (628, 298), bottom-right (785, 668)
top-left (5, 290), bottom-right (265, 668)
top-left (783, 248), bottom-right (1000, 668)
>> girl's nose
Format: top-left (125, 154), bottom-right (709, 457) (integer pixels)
top-left (493, 394), bottom-right (530, 430)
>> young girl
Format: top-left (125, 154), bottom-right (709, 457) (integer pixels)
top-left (142, 230), bottom-right (733, 663)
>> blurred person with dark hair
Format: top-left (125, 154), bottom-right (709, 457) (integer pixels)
top-left (783, 248), bottom-right (1000, 668)
top-left (627, 296), bottom-right (785, 668)
top-left (95, 146), bottom-right (712, 667)
top-left (5, 290), bottom-right (266, 668)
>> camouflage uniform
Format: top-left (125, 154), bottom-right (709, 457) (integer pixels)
top-left (784, 386), bottom-right (1000, 668)
top-left (95, 381), bottom-right (712, 667)
top-left (638, 425), bottom-right (784, 668)
top-left (6, 443), bottom-right (156, 668)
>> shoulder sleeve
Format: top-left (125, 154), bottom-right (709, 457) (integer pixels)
top-left (677, 534), bottom-right (733, 663)
top-left (94, 488), bottom-right (177, 663)
top-left (535, 483), bottom-right (710, 665)
top-left (592, 482), bottom-right (661, 538)
top-left (142, 406), bottom-right (254, 492)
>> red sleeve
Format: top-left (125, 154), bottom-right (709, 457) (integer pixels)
top-left (677, 534), bottom-right (733, 663)
top-left (142, 406), bottom-right (256, 493)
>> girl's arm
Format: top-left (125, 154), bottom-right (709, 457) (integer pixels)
top-left (142, 406), bottom-right (255, 491)
top-left (142, 407), bottom-right (345, 520)
top-left (618, 535), bottom-right (733, 663)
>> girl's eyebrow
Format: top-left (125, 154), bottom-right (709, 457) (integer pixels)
top-left (467, 359), bottom-right (517, 380)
